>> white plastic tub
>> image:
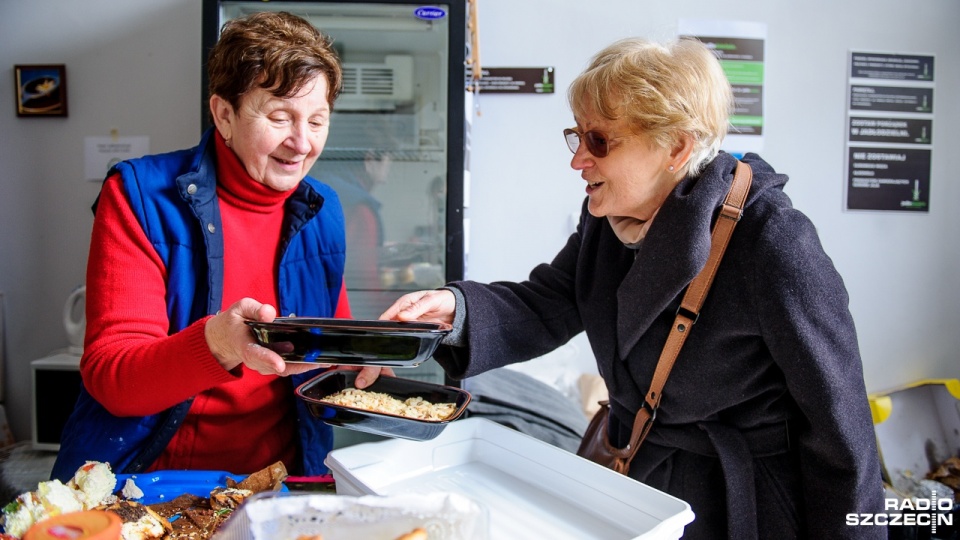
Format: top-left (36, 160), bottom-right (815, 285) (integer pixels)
top-left (325, 417), bottom-right (694, 540)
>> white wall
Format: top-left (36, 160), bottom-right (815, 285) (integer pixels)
top-left (0, 0), bottom-right (957, 443)
top-left (0, 0), bottom-right (202, 442)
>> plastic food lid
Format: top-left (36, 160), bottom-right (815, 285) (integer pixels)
top-left (24, 510), bottom-right (121, 540)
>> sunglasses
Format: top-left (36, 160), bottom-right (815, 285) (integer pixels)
top-left (563, 128), bottom-right (628, 158)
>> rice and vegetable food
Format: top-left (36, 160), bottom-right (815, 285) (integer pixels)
top-left (321, 388), bottom-right (457, 421)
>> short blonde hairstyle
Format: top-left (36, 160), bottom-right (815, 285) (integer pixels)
top-left (568, 37), bottom-right (733, 176)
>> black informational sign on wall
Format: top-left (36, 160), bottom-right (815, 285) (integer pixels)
top-left (845, 51), bottom-right (935, 212)
top-left (848, 117), bottom-right (932, 145)
top-left (847, 147), bottom-right (931, 211)
top-left (849, 85), bottom-right (933, 113)
top-left (466, 67), bottom-right (555, 94)
top-left (850, 52), bottom-right (934, 81)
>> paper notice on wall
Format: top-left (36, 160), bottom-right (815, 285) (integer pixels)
top-left (84, 136), bottom-right (149, 181)
top-left (679, 19), bottom-right (767, 157)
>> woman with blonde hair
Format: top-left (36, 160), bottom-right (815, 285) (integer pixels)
top-left (375, 37), bottom-right (885, 539)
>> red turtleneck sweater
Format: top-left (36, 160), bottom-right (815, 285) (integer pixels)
top-left (81, 132), bottom-right (350, 474)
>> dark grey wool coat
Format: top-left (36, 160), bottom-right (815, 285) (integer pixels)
top-left (434, 152), bottom-right (886, 540)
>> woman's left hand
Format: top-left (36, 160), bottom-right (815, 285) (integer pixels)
top-left (331, 365), bottom-right (396, 388)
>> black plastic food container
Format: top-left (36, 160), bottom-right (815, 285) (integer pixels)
top-left (296, 369), bottom-right (471, 441)
top-left (247, 317), bottom-right (451, 367)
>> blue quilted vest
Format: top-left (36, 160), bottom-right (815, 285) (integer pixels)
top-left (51, 128), bottom-right (345, 481)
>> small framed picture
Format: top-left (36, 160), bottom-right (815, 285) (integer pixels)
top-left (14, 64), bottom-right (68, 117)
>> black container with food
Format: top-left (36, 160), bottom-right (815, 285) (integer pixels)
top-left (296, 369), bottom-right (471, 441)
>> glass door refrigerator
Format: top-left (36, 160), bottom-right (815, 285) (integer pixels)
top-left (201, 1), bottom-right (467, 396)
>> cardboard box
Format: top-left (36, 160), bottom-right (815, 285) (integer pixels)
top-left (869, 379), bottom-right (960, 497)
top-left (325, 417), bottom-right (694, 540)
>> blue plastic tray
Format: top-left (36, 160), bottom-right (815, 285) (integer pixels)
top-left (114, 470), bottom-right (247, 505)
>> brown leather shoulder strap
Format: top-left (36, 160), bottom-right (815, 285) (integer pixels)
top-left (610, 160), bottom-right (754, 471)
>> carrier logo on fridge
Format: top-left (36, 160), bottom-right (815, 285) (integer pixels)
top-left (414, 6), bottom-right (447, 20)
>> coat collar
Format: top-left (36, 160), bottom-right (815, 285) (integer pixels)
top-left (616, 152), bottom-right (741, 356)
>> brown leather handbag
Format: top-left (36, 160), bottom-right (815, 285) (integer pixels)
top-left (576, 161), bottom-right (753, 474)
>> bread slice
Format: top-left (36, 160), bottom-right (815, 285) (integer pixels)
top-left (147, 493), bottom-right (206, 520)
top-left (236, 461), bottom-right (287, 493)
top-left (98, 500), bottom-right (171, 540)
top-left (147, 493), bottom-right (225, 539)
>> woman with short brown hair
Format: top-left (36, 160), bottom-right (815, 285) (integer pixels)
top-left (52, 11), bottom-right (378, 482)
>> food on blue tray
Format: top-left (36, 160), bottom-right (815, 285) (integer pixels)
top-left (70, 461), bottom-right (117, 508)
top-left (139, 461), bottom-right (287, 539)
top-left (208, 487), bottom-right (251, 511)
top-left (1, 460), bottom-right (288, 539)
top-left (98, 500), bottom-right (170, 539)
top-left (1, 461), bottom-right (117, 537)
top-left (120, 478), bottom-right (144, 500)
top-left (234, 460), bottom-right (286, 493)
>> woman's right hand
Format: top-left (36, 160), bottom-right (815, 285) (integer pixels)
top-left (380, 289), bottom-right (456, 325)
top-left (205, 298), bottom-right (323, 376)
top-left (354, 289), bottom-right (455, 389)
